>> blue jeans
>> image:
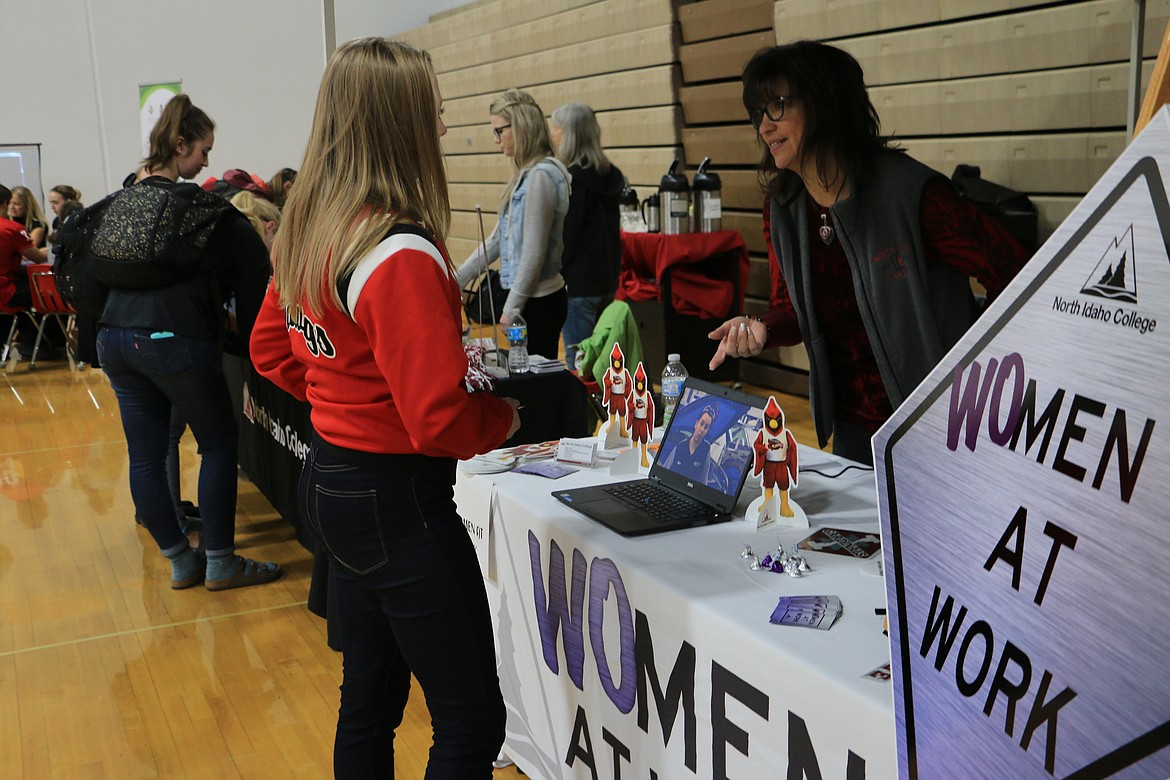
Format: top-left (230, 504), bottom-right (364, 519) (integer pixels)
top-left (298, 441), bottom-right (505, 778)
top-left (167, 406), bottom-right (189, 517)
top-left (98, 327), bottom-right (238, 553)
top-left (563, 294), bottom-right (609, 371)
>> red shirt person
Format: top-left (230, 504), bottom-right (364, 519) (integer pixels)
top-left (0, 184), bottom-right (48, 308)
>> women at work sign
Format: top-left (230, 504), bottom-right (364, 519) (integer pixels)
top-left (875, 109), bottom-right (1170, 779)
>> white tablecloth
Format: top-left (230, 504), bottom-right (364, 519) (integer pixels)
top-left (455, 446), bottom-right (896, 779)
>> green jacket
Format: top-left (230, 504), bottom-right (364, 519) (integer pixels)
top-left (576, 299), bottom-right (644, 385)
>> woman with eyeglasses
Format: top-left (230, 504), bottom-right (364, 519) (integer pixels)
top-left (708, 41), bottom-right (1029, 465)
top-left (455, 89), bottom-right (571, 360)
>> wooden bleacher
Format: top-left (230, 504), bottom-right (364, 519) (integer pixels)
top-left (399, 0), bottom-right (1170, 392)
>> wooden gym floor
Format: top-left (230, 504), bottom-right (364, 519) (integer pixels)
top-left (0, 358), bottom-right (816, 778)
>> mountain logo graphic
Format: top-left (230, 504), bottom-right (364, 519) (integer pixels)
top-left (1081, 224), bottom-right (1138, 303)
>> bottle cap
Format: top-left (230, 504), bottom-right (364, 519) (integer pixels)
top-left (667, 353), bottom-right (681, 362)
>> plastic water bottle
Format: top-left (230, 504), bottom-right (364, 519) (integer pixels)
top-left (660, 353), bottom-right (688, 428)
top-left (506, 314), bottom-right (529, 373)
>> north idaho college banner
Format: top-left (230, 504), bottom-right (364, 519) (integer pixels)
top-left (876, 109), bottom-right (1170, 778)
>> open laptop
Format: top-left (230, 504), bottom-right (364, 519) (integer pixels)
top-left (553, 378), bottom-right (765, 536)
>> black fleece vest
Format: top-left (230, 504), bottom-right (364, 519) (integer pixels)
top-left (769, 152), bottom-right (979, 446)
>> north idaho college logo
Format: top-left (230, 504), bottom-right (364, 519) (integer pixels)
top-left (1081, 224), bottom-right (1138, 303)
top-left (1052, 222), bottom-right (1157, 335)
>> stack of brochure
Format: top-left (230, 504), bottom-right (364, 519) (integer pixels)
top-left (768, 595), bottom-right (842, 630)
top-left (527, 355), bottom-right (565, 374)
top-left (458, 452), bottom-right (517, 474)
top-left (457, 440), bottom-right (561, 475)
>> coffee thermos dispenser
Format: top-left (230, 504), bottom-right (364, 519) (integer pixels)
top-left (619, 179), bottom-right (642, 231)
top-left (659, 160), bottom-right (690, 235)
top-left (641, 193), bottom-right (661, 233)
top-left (691, 157), bottom-right (722, 233)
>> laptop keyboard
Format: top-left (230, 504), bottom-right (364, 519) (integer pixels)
top-left (603, 482), bottom-right (708, 521)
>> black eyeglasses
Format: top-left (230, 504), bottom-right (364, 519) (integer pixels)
top-left (749, 96), bottom-right (797, 129)
top-left (492, 124), bottom-right (512, 140)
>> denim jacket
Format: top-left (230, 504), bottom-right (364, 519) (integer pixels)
top-left (498, 157), bottom-right (570, 290)
top-left (455, 157), bottom-right (571, 315)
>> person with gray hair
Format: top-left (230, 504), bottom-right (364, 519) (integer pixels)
top-left (550, 102), bottom-right (625, 371)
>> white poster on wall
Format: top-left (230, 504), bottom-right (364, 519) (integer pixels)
top-left (139, 81), bottom-right (182, 158)
top-left (0, 144), bottom-right (44, 205)
top-left (876, 108), bottom-right (1170, 778)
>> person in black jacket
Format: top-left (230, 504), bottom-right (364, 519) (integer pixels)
top-left (98, 94), bottom-right (280, 591)
top-left (551, 102), bottom-right (625, 371)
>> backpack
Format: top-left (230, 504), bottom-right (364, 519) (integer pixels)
top-left (462, 268), bottom-right (506, 324)
top-left (951, 164), bottom-right (1039, 253)
top-left (52, 180), bottom-right (231, 315)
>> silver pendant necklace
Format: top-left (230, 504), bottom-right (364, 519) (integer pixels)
top-left (818, 212), bottom-right (835, 245)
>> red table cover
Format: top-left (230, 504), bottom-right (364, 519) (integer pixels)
top-left (617, 230), bottom-right (749, 319)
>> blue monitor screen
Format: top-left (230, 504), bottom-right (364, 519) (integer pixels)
top-left (656, 385), bottom-right (764, 496)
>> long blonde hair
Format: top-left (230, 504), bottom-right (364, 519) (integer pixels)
top-left (230, 191), bottom-right (281, 237)
top-left (9, 186), bottom-right (49, 231)
top-left (490, 89), bottom-right (556, 207)
top-left (272, 37), bottom-right (450, 315)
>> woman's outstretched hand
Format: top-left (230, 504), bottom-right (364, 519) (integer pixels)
top-left (708, 316), bottom-right (766, 370)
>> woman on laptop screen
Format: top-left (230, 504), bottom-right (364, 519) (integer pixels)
top-left (659, 403), bottom-right (718, 484)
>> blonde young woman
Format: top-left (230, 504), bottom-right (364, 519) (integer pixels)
top-left (8, 185), bottom-right (49, 248)
top-left (455, 89), bottom-right (571, 359)
top-left (230, 190), bottom-right (281, 251)
top-left (249, 38), bottom-right (519, 777)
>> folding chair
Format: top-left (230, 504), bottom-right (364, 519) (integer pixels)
top-left (0, 292), bottom-right (37, 372)
top-left (26, 263), bottom-right (77, 370)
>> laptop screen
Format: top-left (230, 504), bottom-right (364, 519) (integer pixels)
top-left (652, 381), bottom-right (765, 503)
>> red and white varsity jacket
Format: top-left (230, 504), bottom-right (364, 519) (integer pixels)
top-left (250, 227), bottom-right (512, 459)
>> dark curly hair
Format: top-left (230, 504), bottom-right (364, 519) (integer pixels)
top-left (742, 41), bottom-right (895, 200)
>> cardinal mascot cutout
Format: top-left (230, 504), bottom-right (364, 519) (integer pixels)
top-left (600, 343), bottom-right (632, 443)
top-left (626, 362), bottom-right (655, 467)
top-left (749, 396), bottom-right (807, 529)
